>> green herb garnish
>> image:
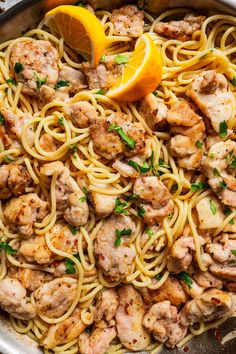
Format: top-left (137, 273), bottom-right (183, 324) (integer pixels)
top-left (191, 182), bottom-right (209, 192)
top-left (127, 160), bottom-right (151, 173)
top-left (178, 272), bottom-right (193, 289)
top-left (14, 62), bottom-right (23, 74)
top-left (213, 168), bottom-right (221, 177)
top-left (219, 181), bottom-right (227, 189)
top-left (231, 250), bottom-right (236, 257)
top-left (114, 228), bottom-right (132, 247)
top-left (6, 78), bottom-right (16, 85)
top-left (80, 187), bottom-right (88, 202)
top-left (0, 113), bottom-right (5, 125)
top-left (209, 199), bottom-right (217, 215)
top-left (137, 205), bottom-right (145, 218)
top-left (223, 207), bottom-right (232, 216)
top-left (231, 77), bottom-right (236, 87)
top-left (230, 158), bottom-right (236, 169)
top-left (96, 89), bottom-right (107, 95)
top-left (69, 144), bottom-right (78, 154)
top-left (0, 242), bottom-right (16, 255)
top-left (146, 228), bottom-right (154, 236)
top-left (100, 54), bottom-right (107, 63)
top-left (114, 198), bottom-right (128, 215)
top-left (58, 116), bottom-right (64, 126)
top-left (35, 74), bottom-right (47, 90)
top-left (219, 121), bottom-right (228, 138)
top-left (115, 54), bottom-right (129, 65)
top-left (55, 80), bottom-right (70, 90)
top-left (65, 254), bottom-right (81, 274)
top-left (108, 123), bottom-right (136, 149)
top-left (68, 225), bottom-right (78, 235)
top-left (209, 152), bottom-right (215, 159)
top-left (155, 273), bottom-right (163, 281)
top-left (195, 140), bottom-right (203, 149)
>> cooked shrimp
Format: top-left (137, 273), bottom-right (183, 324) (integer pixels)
top-left (79, 326), bottom-right (117, 354)
top-left (111, 5), bottom-right (144, 37)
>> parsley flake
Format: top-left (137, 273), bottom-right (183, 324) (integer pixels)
top-left (219, 121), bottom-right (228, 138)
top-left (137, 205), bottom-right (145, 218)
top-left (114, 228), bottom-right (132, 247)
top-left (114, 198), bottom-right (128, 215)
top-left (219, 181), bottom-right (227, 189)
top-left (80, 187), bottom-right (88, 203)
top-left (108, 123), bottom-right (136, 149)
top-left (178, 272), bottom-right (193, 289)
top-left (14, 62), bottom-right (23, 74)
top-left (213, 168), bottom-right (221, 177)
top-left (96, 89), bottom-right (107, 95)
top-left (209, 199), bottom-right (217, 215)
top-left (0, 113), bottom-right (5, 125)
top-left (69, 144), bottom-right (78, 154)
top-left (0, 242), bottom-right (16, 255)
top-left (231, 77), bottom-right (236, 87)
top-left (195, 140), bottom-right (203, 149)
top-left (191, 182), bottom-right (208, 192)
top-left (231, 250), bottom-right (236, 257)
top-left (155, 273), bottom-right (163, 281)
top-left (65, 254), bottom-right (81, 274)
top-left (127, 160), bottom-right (151, 174)
top-left (223, 207), bottom-right (232, 216)
top-left (68, 225), bottom-right (78, 235)
top-left (146, 228), bottom-right (154, 236)
top-left (55, 80), bottom-right (70, 90)
top-left (230, 158), bottom-right (236, 169)
top-left (58, 116), bottom-right (64, 126)
top-left (100, 54), bottom-right (107, 63)
top-left (6, 78), bottom-right (16, 85)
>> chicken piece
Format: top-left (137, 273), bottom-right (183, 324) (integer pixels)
top-left (79, 326), bottom-right (116, 354)
top-left (196, 195), bottom-right (225, 229)
top-left (225, 282), bottom-right (236, 292)
top-left (10, 40), bottom-right (58, 96)
top-left (167, 236), bottom-right (203, 273)
top-left (39, 133), bottom-right (60, 152)
top-left (35, 277), bottom-right (77, 318)
top-left (11, 41), bottom-right (55, 93)
top-left (82, 59), bottom-right (122, 90)
top-left (210, 264), bottom-right (236, 281)
top-left (11, 268), bottom-right (53, 292)
top-left (0, 278), bottom-right (36, 320)
top-left (0, 108), bottom-right (34, 149)
top-left (111, 5), bottom-right (144, 37)
top-left (41, 307), bottom-right (86, 349)
top-left (0, 164), bottom-right (31, 199)
top-left (167, 101), bottom-right (205, 170)
top-left (116, 285), bottom-right (151, 351)
top-left (94, 289), bottom-right (119, 324)
top-left (193, 269), bottom-right (223, 290)
top-left (139, 94), bottom-right (168, 131)
top-left (180, 289), bottom-right (236, 326)
top-left (205, 236), bottom-right (236, 263)
top-left (41, 162), bottom-right (89, 226)
top-left (202, 140), bottom-right (236, 207)
top-left (187, 70), bottom-right (234, 132)
top-left (139, 275), bottom-right (188, 307)
top-left (143, 300), bottom-right (187, 348)
top-left (90, 184), bottom-right (117, 217)
top-left (134, 176), bottom-right (174, 224)
top-left (58, 66), bottom-right (87, 94)
top-left (19, 235), bottom-right (53, 265)
top-left (94, 214), bottom-right (136, 281)
top-left (64, 101), bottom-right (98, 128)
top-left (154, 14), bottom-right (205, 41)
top-left (112, 158), bottom-right (140, 178)
top-left (3, 193), bottom-right (49, 237)
top-left (180, 277), bottom-right (205, 298)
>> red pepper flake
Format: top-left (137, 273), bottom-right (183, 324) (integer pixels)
top-left (211, 297), bottom-right (221, 305)
top-left (214, 329), bottom-right (222, 341)
top-left (183, 346), bottom-right (189, 352)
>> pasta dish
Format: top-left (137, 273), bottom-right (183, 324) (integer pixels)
top-left (0, 2), bottom-right (236, 354)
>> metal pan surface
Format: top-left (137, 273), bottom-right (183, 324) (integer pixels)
top-left (0, 1), bottom-right (236, 353)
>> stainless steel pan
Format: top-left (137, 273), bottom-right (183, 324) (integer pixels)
top-left (0, 1), bottom-right (236, 353)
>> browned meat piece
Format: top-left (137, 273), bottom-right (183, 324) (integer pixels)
top-left (94, 289), bottom-right (119, 324)
top-left (143, 300), bottom-right (187, 348)
top-left (187, 70), bottom-right (234, 132)
top-left (167, 101), bottom-right (205, 170)
top-left (64, 101), bottom-right (98, 128)
top-left (180, 289), bottom-right (236, 326)
top-left (139, 93), bottom-right (168, 130)
top-left (0, 164), bottom-right (31, 199)
top-left (139, 275), bottom-right (188, 306)
top-left (154, 14), bottom-right (205, 41)
top-left (79, 326), bottom-right (116, 354)
top-left (111, 5), bottom-right (144, 37)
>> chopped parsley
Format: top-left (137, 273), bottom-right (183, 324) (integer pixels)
top-left (219, 121), bottom-right (228, 138)
top-left (155, 273), bottom-right (163, 281)
top-left (229, 218), bottom-right (234, 225)
top-left (69, 144), bottom-right (78, 154)
top-left (223, 207), bottom-right (232, 216)
top-left (58, 116), bottom-right (64, 126)
top-left (126, 193), bottom-right (137, 202)
top-left (0, 242), bottom-right (16, 255)
top-left (231, 77), bottom-right (236, 87)
top-left (100, 54), bottom-right (107, 63)
top-left (0, 113), bottom-right (5, 125)
top-left (96, 89), bottom-right (107, 95)
top-left (195, 140), bottom-right (203, 149)
top-left (213, 168), bottom-right (221, 177)
top-left (80, 187), bottom-right (88, 202)
top-left (114, 228), bottom-right (132, 247)
top-left (74, 2), bottom-right (85, 7)
top-left (35, 74), bottom-right (47, 90)
top-left (153, 91), bottom-right (158, 97)
top-left (14, 62), bottom-right (23, 74)
top-left (115, 54), bottom-right (129, 65)
top-left (108, 123), bottom-right (136, 149)
top-left (191, 182), bottom-right (209, 192)
top-left (3, 157), bottom-right (14, 163)
top-left (114, 198), bottom-right (128, 215)
top-left (219, 181), bottom-right (227, 189)
top-left (137, 205), bottom-right (145, 218)
top-left (230, 158), bottom-right (236, 169)
top-left (68, 224), bottom-right (78, 235)
top-left (158, 159), bottom-right (170, 169)
top-left (231, 250), bottom-right (236, 257)
top-left (65, 254), bottom-right (81, 274)
top-left (54, 80), bottom-right (70, 90)
top-left (178, 272), bottom-right (193, 289)
top-left (226, 150), bottom-right (234, 162)
top-left (146, 228), bottom-right (154, 236)
top-left (6, 78), bottom-right (16, 85)
top-left (209, 199), bottom-right (217, 215)
top-left (127, 160), bottom-right (151, 174)
top-left (209, 152), bottom-right (215, 159)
